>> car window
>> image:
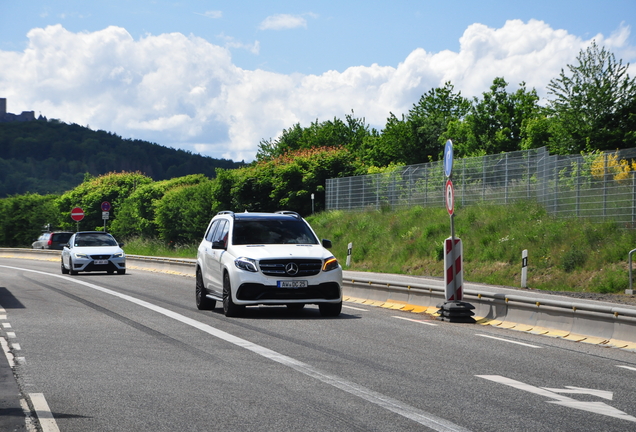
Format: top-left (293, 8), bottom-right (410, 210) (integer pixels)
top-left (52, 233), bottom-right (72, 243)
top-left (74, 233), bottom-right (118, 247)
top-left (212, 220), bottom-right (229, 246)
top-left (205, 220), bottom-right (220, 242)
top-left (232, 219), bottom-right (318, 245)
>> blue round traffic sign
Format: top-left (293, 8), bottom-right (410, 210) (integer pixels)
top-left (101, 201), bottom-right (111, 212)
top-left (444, 140), bottom-right (453, 177)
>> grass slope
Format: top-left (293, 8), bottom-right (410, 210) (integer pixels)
top-left (306, 201), bottom-right (635, 294)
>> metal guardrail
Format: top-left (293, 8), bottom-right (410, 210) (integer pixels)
top-left (2, 248), bottom-right (635, 346)
top-left (343, 276), bottom-right (636, 319)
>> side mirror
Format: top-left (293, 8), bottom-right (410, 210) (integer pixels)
top-left (322, 239), bottom-right (332, 249)
top-left (118, 242), bottom-right (125, 247)
top-left (212, 240), bottom-right (226, 250)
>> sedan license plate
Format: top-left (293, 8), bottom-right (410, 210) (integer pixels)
top-left (277, 280), bottom-right (308, 288)
top-left (94, 259), bottom-right (109, 265)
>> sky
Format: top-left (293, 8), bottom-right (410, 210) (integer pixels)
top-left (1, 1), bottom-right (635, 162)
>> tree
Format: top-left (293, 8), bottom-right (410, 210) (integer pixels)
top-left (0, 193), bottom-right (60, 247)
top-left (460, 78), bottom-right (541, 156)
top-left (55, 172), bottom-right (153, 231)
top-left (374, 82), bottom-right (471, 165)
top-left (110, 174), bottom-right (210, 239)
top-left (547, 41), bottom-right (636, 153)
top-left (408, 82), bottom-right (471, 162)
top-left (255, 112), bottom-right (373, 162)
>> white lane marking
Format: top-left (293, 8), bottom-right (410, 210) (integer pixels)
top-left (30, 393), bottom-right (61, 432)
top-left (393, 316), bottom-right (438, 326)
top-left (542, 386), bottom-right (613, 400)
top-left (1, 264), bottom-right (472, 432)
top-left (617, 365), bottom-right (636, 372)
top-left (6, 331), bottom-right (16, 338)
top-left (2, 322), bottom-right (12, 328)
top-left (1, 336), bottom-right (15, 367)
top-left (476, 334), bottom-right (542, 348)
top-left (343, 305), bottom-right (368, 311)
top-left (477, 375), bottom-right (636, 422)
top-left (0, 314), bottom-right (6, 320)
top-left (12, 343), bottom-right (21, 350)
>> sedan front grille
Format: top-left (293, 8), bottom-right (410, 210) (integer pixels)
top-left (259, 259), bottom-right (322, 277)
top-left (90, 254), bottom-right (111, 260)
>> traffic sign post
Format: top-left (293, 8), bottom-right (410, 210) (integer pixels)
top-left (70, 207), bottom-right (84, 232)
top-left (436, 140), bottom-right (475, 322)
top-left (101, 202), bottom-right (111, 232)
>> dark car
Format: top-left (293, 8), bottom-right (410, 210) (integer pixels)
top-left (32, 232), bottom-right (74, 250)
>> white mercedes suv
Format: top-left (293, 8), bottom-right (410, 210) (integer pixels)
top-left (196, 211), bottom-right (342, 317)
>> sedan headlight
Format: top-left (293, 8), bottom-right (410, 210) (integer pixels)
top-left (73, 253), bottom-right (90, 259)
top-left (112, 252), bottom-right (124, 258)
top-left (235, 257), bottom-right (258, 272)
top-left (323, 256), bottom-right (339, 271)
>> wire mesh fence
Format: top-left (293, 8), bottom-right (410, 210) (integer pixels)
top-left (325, 147), bottom-right (636, 226)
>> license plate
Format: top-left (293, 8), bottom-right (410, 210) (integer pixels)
top-left (94, 260), bottom-right (109, 265)
top-left (277, 280), bottom-right (308, 288)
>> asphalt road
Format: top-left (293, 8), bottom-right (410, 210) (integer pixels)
top-left (1, 257), bottom-right (636, 432)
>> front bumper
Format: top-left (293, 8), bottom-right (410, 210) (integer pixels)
top-left (237, 281), bottom-right (341, 302)
top-left (72, 258), bottom-right (126, 272)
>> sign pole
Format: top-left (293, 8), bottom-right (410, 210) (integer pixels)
top-left (437, 140), bottom-right (474, 323)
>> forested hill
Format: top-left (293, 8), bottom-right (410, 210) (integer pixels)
top-left (0, 120), bottom-right (245, 197)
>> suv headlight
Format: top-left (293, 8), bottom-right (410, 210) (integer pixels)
top-left (235, 257), bottom-right (258, 272)
top-left (323, 257), bottom-right (339, 272)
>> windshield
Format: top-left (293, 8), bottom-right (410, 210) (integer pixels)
top-left (232, 219), bottom-right (318, 245)
top-left (74, 233), bottom-right (118, 247)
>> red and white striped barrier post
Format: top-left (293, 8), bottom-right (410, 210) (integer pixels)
top-left (444, 237), bottom-right (462, 301)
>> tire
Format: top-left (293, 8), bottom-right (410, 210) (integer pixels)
top-left (223, 272), bottom-right (243, 317)
top-left (117, 269), bottom-right (126, 275)
top-left (61, 259), bottom-right (69, 275)
top-left (319, 301), bottom-right (342, 317)
top-left (69, 259), bottom-right (78, 275)
top-left (196, 270), bottom-right (215, 310)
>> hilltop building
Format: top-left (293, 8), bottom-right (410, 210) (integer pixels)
top-left (0, 98), bottom-right (46, 122)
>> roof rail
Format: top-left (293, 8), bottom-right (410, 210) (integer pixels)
top-left (217, 211), bottom-right (235, 218)
top-left (275, 210), bottom-right (301, 219)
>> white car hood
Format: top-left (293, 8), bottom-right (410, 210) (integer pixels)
top-left (230, 244), bottom-right (331, 260)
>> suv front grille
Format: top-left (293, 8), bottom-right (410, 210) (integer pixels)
top-left (259, 259), bottom-right (322, 277)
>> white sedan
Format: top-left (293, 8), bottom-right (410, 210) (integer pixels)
top-left (61, 231), bottom-right (126, 275)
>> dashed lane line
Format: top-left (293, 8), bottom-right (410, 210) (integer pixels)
top-left (476, 334), bottom-right (543, 348)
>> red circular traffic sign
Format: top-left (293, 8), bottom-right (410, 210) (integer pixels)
top-left (445, 180), bottom-right (454, 215)
top-left (101, 201), bottom-right (111, 212)
top-left (70, 207), bottom-right (85, 222)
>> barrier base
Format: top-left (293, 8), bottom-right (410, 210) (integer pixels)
top-left (436, 301), bottom-right (476, 323)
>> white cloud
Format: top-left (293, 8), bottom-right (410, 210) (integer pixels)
top-left (0, 21), bottom-right (633, 163)
top-left (197, 10), bottom-right (222, 19)
top-left (258, 14), bottom-right (307, 31)
top-left (217, 32), bottom-right (260, 54)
